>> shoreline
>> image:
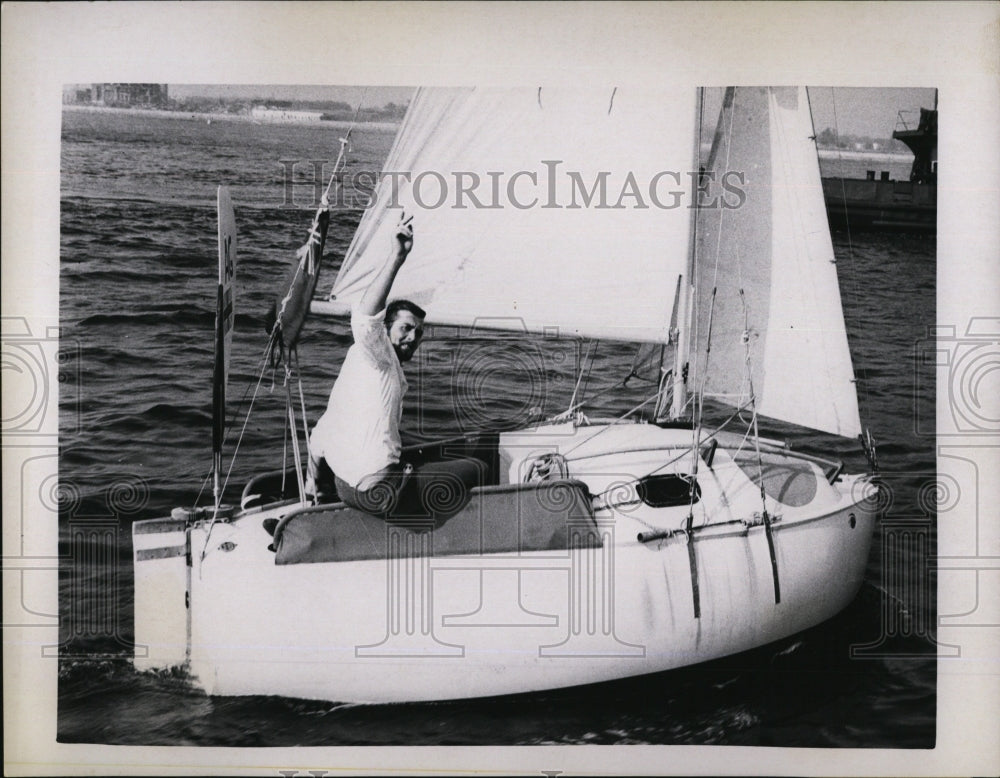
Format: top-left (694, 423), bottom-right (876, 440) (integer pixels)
top-left (62, 105), bottom-right (911, 162)
top-left (61, 103), bottom-right (401, 132)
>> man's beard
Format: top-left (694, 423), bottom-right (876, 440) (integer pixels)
top-left (394, 343), bottom-right (414, 362)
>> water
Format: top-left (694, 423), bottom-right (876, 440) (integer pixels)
top-left (57, 109), bottom-right (936, 747)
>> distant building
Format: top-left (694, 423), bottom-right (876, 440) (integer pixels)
top-left (87, 84), bottom-right (169, 108)
top-left (250, 106), bottom-right (323, 123)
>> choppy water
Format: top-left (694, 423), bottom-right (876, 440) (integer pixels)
top-left (57, 108), bottom-right (936, 747)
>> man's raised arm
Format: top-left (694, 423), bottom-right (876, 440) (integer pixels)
top-left (357, 215), bottom-right (414, 315)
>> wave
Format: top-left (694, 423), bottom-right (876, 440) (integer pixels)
top-left (75, 310), bottom-right (262, 330)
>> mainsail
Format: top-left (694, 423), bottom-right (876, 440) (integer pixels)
top-left (692, 87), bottom-right (862, 438)
top-left (318, 87), bottom-right (698, 343)
top-left (314, 86), bottom-right (860, 438)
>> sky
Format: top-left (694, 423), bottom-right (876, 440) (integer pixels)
top-left (167, 84), bottom-right (937, 138)
top-left (808, 87), bottom-right (937, 137)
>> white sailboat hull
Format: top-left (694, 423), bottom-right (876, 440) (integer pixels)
top-left (134, 423), bottom-right (876, 703)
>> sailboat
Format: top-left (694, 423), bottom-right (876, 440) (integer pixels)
top-left (132, 86), bottom-right (878, 704)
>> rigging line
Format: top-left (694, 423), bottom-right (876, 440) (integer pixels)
top-left (320, 96), bottom-right (365, 205)
top-left (669, 374), bottom-right (696, 420)
top-left (292, 348), bottom-right (314, 474)
top-left (276, 95), bottom-right (362, 331)
top-left (549, 371), bottom-right (639, 422)
top-left (225, 329), bottom-right (280, 445)
top-left (727, 412), bottom-right (758, 463)
top-left (694, 87), bottom-right (738, 452)
top-left (608, 87), bottom-right (617, 115)
top-left (220, 347), bottom-right (277, 497)
top-left (652, 358), bottom-right (673, 421)
top-left (566, 390), bottom-right (749, 483)
top-left (653, 342), bottom-right (668, 421)
top-left (556, 390), bottom-right (663, 459)
top-left (592, 400), bottom-right (755, 515)
top-left (283, 362), bottom-right (307, 505)
top-left (628, 401), bottom-right (751, 488)
top-left (193, 329), bottom-right (281, 510)
top-left (626, 341), bottom-right (658, 385)
top-left (738, 282), bottom-right (767, 507)
top-left (739, 273), bottom-right (781, 605)
top-left (690, 282), bottom-right (719, 495)
top-left (567, 340), bottom-right (596, 413)
top-left (828, 88), bottom-right (871, 433)
top-left (733, 238), bottom-right (756, 428)
top-left (200, 348), bottom-right (275, 559)
top-left (730, 213), bottom-right (766, 495)
top-left (581, 340), bottom-right (598, 406)
top-left (280, 382), bottom-right (290, 497)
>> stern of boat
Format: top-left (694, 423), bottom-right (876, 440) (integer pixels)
top-left (132, 513), bottom-right (191, 671)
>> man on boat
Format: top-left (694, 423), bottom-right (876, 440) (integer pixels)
top-left (306, 216), bottom-right (483, 520)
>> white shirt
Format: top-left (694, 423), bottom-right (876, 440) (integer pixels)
top-left (309, 308), bottom-right (408, 487)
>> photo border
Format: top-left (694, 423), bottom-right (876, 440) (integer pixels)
top-left (3, 1), bottom-right (998, 775)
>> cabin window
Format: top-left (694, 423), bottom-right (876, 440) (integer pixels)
top-left (636, 474), bottom-right (700, 508)
top-left (731, 451), bottom-right (818, 507)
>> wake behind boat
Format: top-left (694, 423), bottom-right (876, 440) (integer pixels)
top-left (132, 86), bottom-right (879, 704)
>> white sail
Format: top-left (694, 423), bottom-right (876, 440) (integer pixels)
top-left (320, 87), bottom-right (698, 343)
top-left (691, 87), bottom-right (862, 438)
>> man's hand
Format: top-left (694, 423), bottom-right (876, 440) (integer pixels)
top-left (359, 214), bottom-right (415, 315)
top-left (395, 214), bottom-right (414, 259)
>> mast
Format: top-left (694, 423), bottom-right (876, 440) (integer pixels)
top-left (667, 86), bottom-right (704, 421)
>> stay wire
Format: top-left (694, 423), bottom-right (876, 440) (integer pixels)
top-left (692, 87), bottom-right (738, 483)
top-left (193, 328), bottom-right (281, 510)
top-left (592, 400), bottom-right (753, 510)
top-left (828, 88), bottom-right (872, 434)
top-left (293, 348), bottom-right (314, 479)
top-left (200, 340), bottom-right (278, 559)
top-left (554, 389), bottom-right (666, 461)
top-left (275, 92), bottom-right (365, 342)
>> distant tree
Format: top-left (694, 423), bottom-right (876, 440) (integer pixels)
top-left (816, 127), bottom-right (838, 147)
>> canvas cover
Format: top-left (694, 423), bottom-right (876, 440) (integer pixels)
top-left (274, 479), bottom-right (600, 564)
